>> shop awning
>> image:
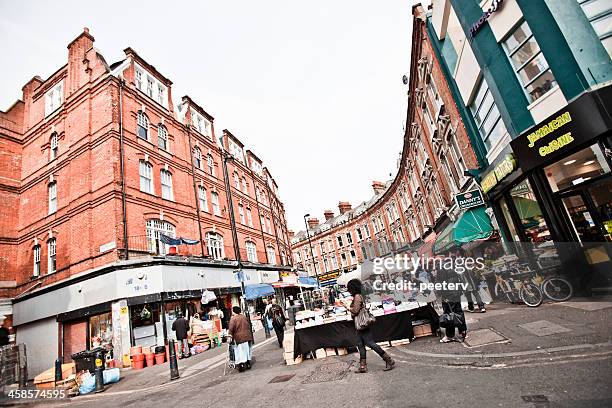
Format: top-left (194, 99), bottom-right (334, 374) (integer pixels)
top-left (433, 206), bottom-right (494, 255)
top-left (244, 284), bottom-right (275, 300)
top-left (298, 277), bottom-right (318, 288)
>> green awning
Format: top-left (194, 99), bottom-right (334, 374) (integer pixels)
top-left (433, 206), bottom-right (494, 255)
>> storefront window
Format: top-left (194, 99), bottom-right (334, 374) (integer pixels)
top-left (544, 144), bottom-right (611, 192)
top-left (509, 180), bottom-right (552, 242)
top-left (499, 197), bottom-right (520, 242)
top-left (89, 312), bottom-right (112, 349)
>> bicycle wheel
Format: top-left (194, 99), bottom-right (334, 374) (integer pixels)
top-left (519, 283), bottom-right (543, 307)
top-left (542, 277), bottom-right (573, 302)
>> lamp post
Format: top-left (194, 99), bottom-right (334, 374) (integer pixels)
top-left (303, 214), bottom-right (321, 288)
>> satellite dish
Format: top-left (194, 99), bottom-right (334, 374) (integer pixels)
top-left (402, 75), bottom-right (409, 85)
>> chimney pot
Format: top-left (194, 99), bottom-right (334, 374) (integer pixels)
top-left (323, 209), bottom-right (334, 221)
top-left (338, 201), bottom-right (352, 215)
top-left (372, 181), bottom-right (386, 195)
top-left (306, 217), bottom-right (319, 229)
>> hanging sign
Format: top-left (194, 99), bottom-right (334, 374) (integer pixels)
top-left (455, 189), bottom-right (485, 210)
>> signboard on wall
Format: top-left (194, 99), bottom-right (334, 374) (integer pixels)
top-left (455, 189), bottom-right (485, 210)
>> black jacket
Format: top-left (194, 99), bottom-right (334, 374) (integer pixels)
top-left (172, 317), bottom-right (189, 340)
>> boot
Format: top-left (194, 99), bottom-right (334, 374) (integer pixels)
top-left (382, 353), bottom-right (395, 371)
top-left (354, 359), bottom-right (367, 373)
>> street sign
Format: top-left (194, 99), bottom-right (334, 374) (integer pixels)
top-left (455, 189), bottom-right (485, 210)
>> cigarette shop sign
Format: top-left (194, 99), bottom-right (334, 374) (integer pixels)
top-left (455, 189), bottom-right (485, 210)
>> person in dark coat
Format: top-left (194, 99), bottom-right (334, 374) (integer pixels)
top-left (171, 311), bottom-right (190, 358)
top-left (436, 263), bottom-right (467, 343)
top-left (228, 306), bottom-right (254, 372)
top-left (267, 299), bottom-right (286, 347)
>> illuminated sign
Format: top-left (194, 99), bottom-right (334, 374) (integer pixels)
top-left (470, 0), bottom-right (504, 38)
top-left (481, 154), bottom-right (517, 193)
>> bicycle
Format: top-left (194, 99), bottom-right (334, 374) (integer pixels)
top-left (494, 271), bottom-right (543, 307)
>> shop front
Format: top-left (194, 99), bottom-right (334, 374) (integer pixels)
top-left (481, 84), bottom-right (612, 293)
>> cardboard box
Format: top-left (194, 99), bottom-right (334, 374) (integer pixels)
top-left (286, 355), bottom-right (303, 365)
top-left (325, 348), bottom-right (336, 357)
top-left (337, 348), bottom-right (348, 356)
top-left (413, 323), bottom-right (433, 338)
top-left (390, 339), bottom-right (411, 346)
top-left (315, 348), bottom-right (327, 359)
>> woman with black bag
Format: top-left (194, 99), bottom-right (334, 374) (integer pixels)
top-left (436, 263), bottom-right (467, 343)
top-left (345, 279), bottom-right (395, 373)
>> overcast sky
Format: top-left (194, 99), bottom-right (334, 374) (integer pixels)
top-left (0, 0), bottom-right (418, 232)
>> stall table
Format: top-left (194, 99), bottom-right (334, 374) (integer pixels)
top-left (293, 305), bottom-right (438, 359)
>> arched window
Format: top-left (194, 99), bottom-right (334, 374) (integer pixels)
top-left (246, 207), bottom-right (253, 227)
top-left (146, 219), bottom-right (175, 255)
top-left (48, 182), bottom-right (57, 214)
top-left (50, 132), bottom-right (58, 160)
top-left (47, 238), bottom-right (56, 274)
top-left (207, 154), bottom-right (214, 176)
top-left (193, 147), bottom-right (202, 169)
top-left (33, 245), bottom-right (41, 277)
top-left (198, 185), bottom-right (208, 212)
top-left (139, 160), bottom-right (153, 193)
top-left (137, 111), bottom-right (149, 140)
top-left (238, 204), bottom-right (245, 224)
top-left (233, 172), bottom-right (240, 190)
top-left (160, 169), bottom-right (173, 200)
top-left (241, 177), bottom-right (248, 193)
top-left (245, 241), bottom-right (258, 263)
top-left (211, 191), bottom-right (220, 215)
top-left (157, 124), bottom-right (168, 151)
top-left (206, 232), bottom-right (224, 260)
top-left (266, 246), bottom-right (276, 265)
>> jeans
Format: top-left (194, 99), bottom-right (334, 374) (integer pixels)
top-left (273, 323), bottom-right (284, 347)
top-left (465, 289), bottom-right (485, 309)
top-left (442, 301), bottom-right (467, 338)
top-left (356, 328), bottom-right (385, 360)
top-left (180, 338), bottom-right (190, 356)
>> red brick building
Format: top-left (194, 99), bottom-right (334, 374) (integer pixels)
top-left (290, 6), bottom-right (481, 285)
top-left (0, 29), bottom-right (291, 375)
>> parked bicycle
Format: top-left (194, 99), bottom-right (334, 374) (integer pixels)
top-left (494, 271), bottom-right (543, 307)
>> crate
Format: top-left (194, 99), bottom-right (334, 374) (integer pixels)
top-left (337, 348), bottom-right (348, 355)
top-left (413, 323), bottom-right (433, 338)
top-left (325, 348), bottom-right (337, 357)
top-left (315, 348), bottom-right (327, 359)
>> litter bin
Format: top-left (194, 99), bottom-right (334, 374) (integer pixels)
top-left (71, 347), bottom-right (107, 374)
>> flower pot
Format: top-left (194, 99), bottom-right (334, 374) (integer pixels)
top-left (132, 353), bottom-right (145, 362)
top-left (154, 353), bottom-right (165, 365)
top-left (132, 359), bottom-right (145, 370)
top-left (145, 353), bottom-right (155, 367)
top-left (130, 346), bottom-right (142, 355)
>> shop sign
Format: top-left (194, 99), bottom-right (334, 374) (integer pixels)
top-left (258, 270), bottom-right (280, 284)
top-left (510, 88), bottom-right (610, 173)
top-left (470, 0), bottom-right (504, 38)
top-left (455, 189), bottom-right (485, 210)
top-left (319, 271), bottom-right (341, 282)
top-left (481, 154), bottom-right (517, 193)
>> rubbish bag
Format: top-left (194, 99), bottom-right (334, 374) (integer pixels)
top-left (79, 372), bottom-right (96, 395)
top-left (103, 368), bottom-right (120, 384)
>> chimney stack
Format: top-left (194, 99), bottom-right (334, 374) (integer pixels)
top-left (372, 181), bottom-right (386, 195)
top-left (338, 201), bottom-right (352, 215)
top-left (323, 209), bottom-right (334, 221)
top-left (307, 217), bottom-right (319, 229)
top-left (67, 27), bottom-right (95, 95)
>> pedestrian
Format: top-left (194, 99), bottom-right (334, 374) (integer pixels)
top-left (171, 311), bottom-right (191, 358)
top-left (228, 306), bottom-right (253, 372)
top-left (344, 279), bottom-right (395, 373)
top-left (267, 299), bottom-right (286, 348)
top-left (436, 263), bottom-right (467, 343)
top-left (463, 268), bottom-right (486, 313)
top-left (261, 299), bottom-right (272, 338)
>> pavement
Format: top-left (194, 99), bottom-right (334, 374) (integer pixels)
top-left (4, 298), bottom-right (612, 407)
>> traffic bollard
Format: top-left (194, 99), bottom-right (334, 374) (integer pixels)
top-left (169, 340), bottom-right (180, 380)
top-left (94, 350), bottom-right (105, 393)
top-left (54, 358), bottom-right (62, 386)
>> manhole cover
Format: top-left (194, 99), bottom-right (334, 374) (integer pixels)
top-left (302, 361), bottom-right (352, 384)
top-left (519, 320), bottom-right (571, 337)
top-left (463, 328), bottom-right (509, 348)
top-left (269, 374), bottom-right (295, 383)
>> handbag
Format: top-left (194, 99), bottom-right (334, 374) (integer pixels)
top-left (354, 302), bottom-right (376, 330)
top-left (439, 312), bottom-right (463, 329)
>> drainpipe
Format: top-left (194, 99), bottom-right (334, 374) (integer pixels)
top-left (185, 125), bottom-right (206, 258)
top-left (118, 78), bottom-right (129, 259)
top-left (249, 170), bottom-right (269, 264)
top-left (263, 177), bottom-right (283, 265)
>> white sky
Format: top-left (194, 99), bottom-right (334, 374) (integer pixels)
top-left (0, 0), bottom-right (419, 232)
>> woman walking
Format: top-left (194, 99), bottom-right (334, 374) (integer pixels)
top-left (346, 279), bottom-right (395, 373)
top-left (228, 306), bottom-right (253, 372)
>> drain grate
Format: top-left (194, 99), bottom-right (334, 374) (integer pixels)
top-left (463, 328), bottom-right (510, 348)
top-left (519, 320), bottom-right (571, 337)
top-left (302, 361), bottom-right (352, 384)
top-left (269, 374), bottom-right (295, 383)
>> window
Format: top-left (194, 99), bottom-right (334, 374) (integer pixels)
top-left (198, 185), bottom-right (208, 212)
top-left (246, 207), bottom-right (253, 227)
top-left (331, 254), bottom-right (338, 269)
top-left (160, 170), bottom-right (173, 200)
top-left (146, 219), bottom-right (176, 255)
top-left (265, 217), bottom-right (272, 233)
top-left (356, 228), bottom-right (363, 241)
top-left (579, 0), bottom-right (612, 57)
top-left (211, 192), bottom-right (221, 215)
top-left (207, 154), bottom-right (214, 176)
top-left (340, 253), bottom-right (348, 267)
top-left (139, 161), bottom-right (153, 194)
top-left (229, 140), bottom-right (244, 163)
top-left (146, 77), bottom-right (154, 98)
top-left (157, 84), bottom-right (165, 106)
top-left (447, 130), bottom-right (467, 181)
top-left (544, 144), bottom-right (611, 192)
top-left (135, 69), bottom-right (143, 89)
top-left (260, 215), bottom-right (266, 232)
top-left (349, 250), bottom-right (357, 264)
top-left (137, 111), bottom-right (149, 140)
top-left (470, 78), bottom-right (507, 151)
top-left (190, 109), bottom-right (210, 137)
top-left (193, 147), bottom-right (202, 169)
top-left (33, 245), bottom-right (41, 277)
top-left (206, 232), bottom-right (224, 260)
top-left (346, 232), bottom-right (353, 245)
top-left (50, 132), bottom-right (59, 160)
top-left (45, 81), bottom-right (63, 116)
top-left (134, 65), bottom-right (168, 108)
top-left (246, 241), bottom-right (258, 263)
top-left (337, 235), bottom-right (344, 247)
top-left (47, 239), bottom-right (56, 274)
top-left (266, 246), bottom-right (277, 265)
top-left (503, 21), bottom-right (557, 102)
top-left (238, 204), bottom-right (245, 224)
top-left (48, 182), bottom-right (57, 214)
top-left (233, 173), bottom-right (240, 190)
top-left (157, 125), bottom-right (168, 151)
top-left (242, 177), bottom-right (248, 194)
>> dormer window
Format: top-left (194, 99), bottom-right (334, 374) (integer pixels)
top-left (190, 109), bottom-right (211, 138)
top-left (134, 63), bottom-right (168, 108)
top-left (45, 81), bottom-right (64, 117)
top-left (157, 84), bottom-right (165, 106)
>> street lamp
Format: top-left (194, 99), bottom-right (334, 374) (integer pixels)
top-left (303, 214), bottom-right (321, 288)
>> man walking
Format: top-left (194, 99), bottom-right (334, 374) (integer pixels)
top-left (171, 311), bottom-right (190, 358)
top-left (267, 299), bottom-right (286, 348)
